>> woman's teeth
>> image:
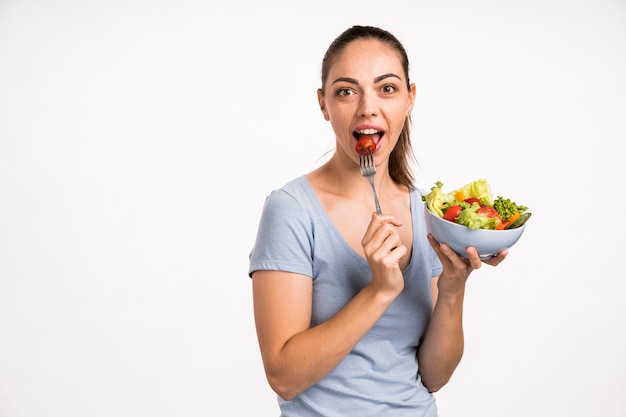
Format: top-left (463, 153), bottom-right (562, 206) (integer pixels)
top-left (358, 128), bottom-right (379, 135)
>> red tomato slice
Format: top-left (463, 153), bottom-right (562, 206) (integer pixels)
top-left (464, 197), bottom-right (482, 206)
top-left (477, 206), bottom-right (499, 217)
top-left (443, 205), bottom-right (462, 222)
top-left (477, 206), bottom-right (504, 229)
top-left (355, 136), bottom-right (376, 154)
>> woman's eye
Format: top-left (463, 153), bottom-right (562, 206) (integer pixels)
top-left (337, 88), bottom-right (354, 97)
top-left (381, 85), bottom-right (396, 93)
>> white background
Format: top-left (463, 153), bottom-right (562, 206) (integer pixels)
top-left (1, 0), bottom-right (625, 416)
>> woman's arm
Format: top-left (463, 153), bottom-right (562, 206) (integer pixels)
top-left (417, 235), bottom-right (508, 392)
top-left (252, 213), bottom-right (407, 400)
top-left (252, 269), bottom-right (397, 400)
top-left (417, 273), bottom-right (465, 392)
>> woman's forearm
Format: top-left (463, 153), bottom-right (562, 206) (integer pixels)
top-left (417, 286), bottom-right (466, 392)
top-left (260, 281), bottom-right (399, 401)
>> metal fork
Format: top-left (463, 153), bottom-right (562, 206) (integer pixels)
top-left (359, 150), bottom-right (382, 215)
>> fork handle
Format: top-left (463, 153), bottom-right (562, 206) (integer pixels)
top-left (368, 178), bottom-right (383, 215)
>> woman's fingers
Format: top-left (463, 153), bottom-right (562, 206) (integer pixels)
top-left (483, 249), bottom-right (508, 266)
top-left (362, 214), bottom-right (402, 252)
top-left (464, 247), bottom-right (483, 270)
top-left (362, 213), bottom-right (407, 271)
top-left (428, 233), bottom-right (509, 269)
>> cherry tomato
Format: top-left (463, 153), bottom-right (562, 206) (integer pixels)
top-left (477, 206), bottom-right (499, 218)
top-left (464, 197), bottom-right (482, 206)
top-left (443, 205), bottom-right (462, 222)
top-left (477, 206), bottom-right (504, 229)
top-left (355, 136), bottom-right (376, 154)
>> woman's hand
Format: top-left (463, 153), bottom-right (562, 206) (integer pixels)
top-left (427, 233), bottom-right (508, 294)
top-left (361, 213), bottom-right (407, 297)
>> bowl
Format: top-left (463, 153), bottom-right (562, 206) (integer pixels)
top-left (424, 205), bottom-right (526, 260)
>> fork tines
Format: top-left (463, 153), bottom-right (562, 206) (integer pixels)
top-left (359, 150), bottom-right (376, 174)
top-left (358, 149), bottom-right (382, 214)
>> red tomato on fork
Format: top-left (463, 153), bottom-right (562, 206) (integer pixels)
top-left (355, 136), bottom-right (376, 154)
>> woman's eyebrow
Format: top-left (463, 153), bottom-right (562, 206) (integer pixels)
top-left (331, 73), bottom-right (402, 86)
top-left (374, 73), bottom-right (401, 83)
top-left (331, 77), bottom-right (358, 85)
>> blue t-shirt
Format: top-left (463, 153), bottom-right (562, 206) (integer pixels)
top-left (249, 176), bottom-right (443, 417)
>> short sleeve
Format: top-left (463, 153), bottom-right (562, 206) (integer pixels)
top-left (248, 188), bottom-right (315, 278)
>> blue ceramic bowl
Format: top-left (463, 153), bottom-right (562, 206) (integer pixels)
top-left (424, 206), bottom-right (526, 260)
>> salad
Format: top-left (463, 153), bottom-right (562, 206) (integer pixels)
top-left (422, 179), bottom-right (531, 230)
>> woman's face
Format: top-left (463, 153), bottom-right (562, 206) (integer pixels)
top-left (318, 38), bottom-right (416, 166)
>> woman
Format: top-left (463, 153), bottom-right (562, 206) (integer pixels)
top-left (249, 25), bottom-right (507, 416)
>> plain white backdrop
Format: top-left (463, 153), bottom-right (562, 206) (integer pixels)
top-left (1, 0), bottom-right (625, 416)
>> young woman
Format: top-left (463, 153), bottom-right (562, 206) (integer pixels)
top-left (249, 25), bottom-right (507, 417)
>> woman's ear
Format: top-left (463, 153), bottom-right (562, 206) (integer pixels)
top-left (407, 83), bottom-right (417, 117)
top-left (317, 89), bottom-right (329, 121)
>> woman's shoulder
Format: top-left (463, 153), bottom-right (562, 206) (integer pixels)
top-left (261, 176), bottom-right (317, 214)
top-left (268, 176), bottom-right (313, 201)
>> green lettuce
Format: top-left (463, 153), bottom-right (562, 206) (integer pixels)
top-left (455, 204), bottom-right (499, 230)
top-left (422, 179), bottom-right (493, 217)
top-left (422, 181), bottom-right (453, 217)
top-left (451, 178), bottom-right (493, 207)
top-left (422, 178), bottom-right (529, 230)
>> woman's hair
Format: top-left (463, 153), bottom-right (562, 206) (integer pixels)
top-left (320, 25), bottom-right (416, 188)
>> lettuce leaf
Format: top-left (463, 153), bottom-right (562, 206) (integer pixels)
top-left (455, 204), bottom-right (499, 230)
top-left (451, 178), bottom-right (493, 207)
top-left (422, 181), bottom-right (453, 217)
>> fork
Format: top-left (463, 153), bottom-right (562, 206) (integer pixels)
top-left (359, 150), bottom-right (382, 215)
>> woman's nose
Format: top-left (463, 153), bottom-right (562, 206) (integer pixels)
top-left (357, 92), bottom-right (379, 117)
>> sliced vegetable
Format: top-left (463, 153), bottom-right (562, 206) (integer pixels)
top-left (443, 205), bottom-right (462, 222)
top-left (355, 136), bottom-right (376, 154)
top-left (456, 204), bottom-right (499, 230)
top-left (508, 212), bottom-right (532, 229)
top-left (422, 179), bottom-right (531, 231)
top-left (464, 197), bottom-right (482, 206)
top-left (477, 206), bottom-right (500, 218)
top-left (477, 206), bottom-right (504, 229)
top-left (502, 211), bottom-right (521, 229)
